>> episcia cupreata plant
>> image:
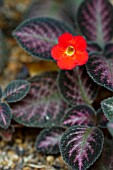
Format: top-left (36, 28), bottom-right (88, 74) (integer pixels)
top-left (1, 0), bottom-right (113, 169)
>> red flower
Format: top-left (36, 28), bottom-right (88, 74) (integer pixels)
top-left (51, 33), bottom-right (88, 70)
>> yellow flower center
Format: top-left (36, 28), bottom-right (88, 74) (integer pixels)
top-left (65, 46), bottom-right (75, 56)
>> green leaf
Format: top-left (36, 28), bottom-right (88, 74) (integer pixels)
top-left (101, 97), bottom-right (113, 121)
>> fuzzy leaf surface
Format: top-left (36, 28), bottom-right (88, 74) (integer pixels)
top-left (12, 72), bottom-right (67, 127)
top-left (0, 102), bottom-right (12, 129)
top-left (77, 0), bottom-right (113, 47)
top-left (62, 105), bottom-right (96, 127)
top-left (35, 128), bottom-right (64, 154)
top-left (101, 97), bottom-right (113, 121)
top-left (13, 17), bottom-right (73, 60)
top-left (86, 53), bottom-right (113, 92)
top-left (58, 67), bottom-right (98, 106)
top-left (60, 126), bottom-right (104, 170)
top-left (3, 80), bottom-right (30, 103)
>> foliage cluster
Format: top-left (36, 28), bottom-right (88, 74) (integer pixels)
top-left (1, 0), bottom-right (113, 169)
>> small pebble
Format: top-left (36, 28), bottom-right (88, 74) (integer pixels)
top-left (46, 155), bottom-right (55, 164)
top-left (15, 138), bottom-right (22, 144)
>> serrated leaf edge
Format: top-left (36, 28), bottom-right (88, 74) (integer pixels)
top-left (3, 80), bottom-right (31, 103)
top-left (12, 17), bottom-right (74, 61)
top-left (86, 52), bottom-right (113, 92)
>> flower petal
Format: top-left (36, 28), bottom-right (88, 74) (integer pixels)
top-left (75, 51), bottom-right (89, 65)
top-left (57, 57), bottom-right (77, 70)
top-left (73, 36), bottom-right (87, 51)
top-left (51, 44), bottom-right (64, 60)
top-left (58, 33), bottom-right (73, 48)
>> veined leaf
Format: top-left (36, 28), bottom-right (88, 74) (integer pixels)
top-left (62, 105), bottom-right (96, 127)
top-left (12, 72), bottom-right (67, 127)
top-left (101, 97), bottom-right (113, 121)
top-left (77, 0), bottom-right (113, 48)
top-left (35, 128), bottom-right (64, 154)
top-left (86, 52), bottom-right (113, 92)
top-left (58, 66), bottom-right (98, 106)
top-left (3, 80), bottom-right (30, 103)
top-left (60, 126), bottom-right (104, 170)
top-left (0, 102), bottom-right (12, 129)
top-left (13, 17), bottom-right (73, 60)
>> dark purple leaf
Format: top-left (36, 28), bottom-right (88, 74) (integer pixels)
top-left (107, 122), bottom-right (113, 137)
top-left (101, 97), bottom-right (113, 121)
top-left (11, 72), bottom-right (67, 127)
top-left (35, 128), bottom-right (64, 154)
top-left (96, 108), bottom-right (108, 128)
top-left (62, 105), bottom-right (96, 127)
top-left (3, 80), bottom-right (31, 103)
top-left (0, 30), bottom-right (9, 74)
top-left (86, 52), bottom-right (113, 92)
top-left (87, 42), bottom-right (102, 53)
top-left (77, 0), bottom-right (113, 47)
top-left (58, 66), bottom-right (98, 106)
top-left (0, 126), bottom-right (14, 141)
top-left (13, 17), bottom-right (73, 60)
top-left (0, 102), bottom-right (12, 129)
top-left (60, 126), bottom-right (104, 170)
top-left (104, 42), bottom-right (113, 58)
